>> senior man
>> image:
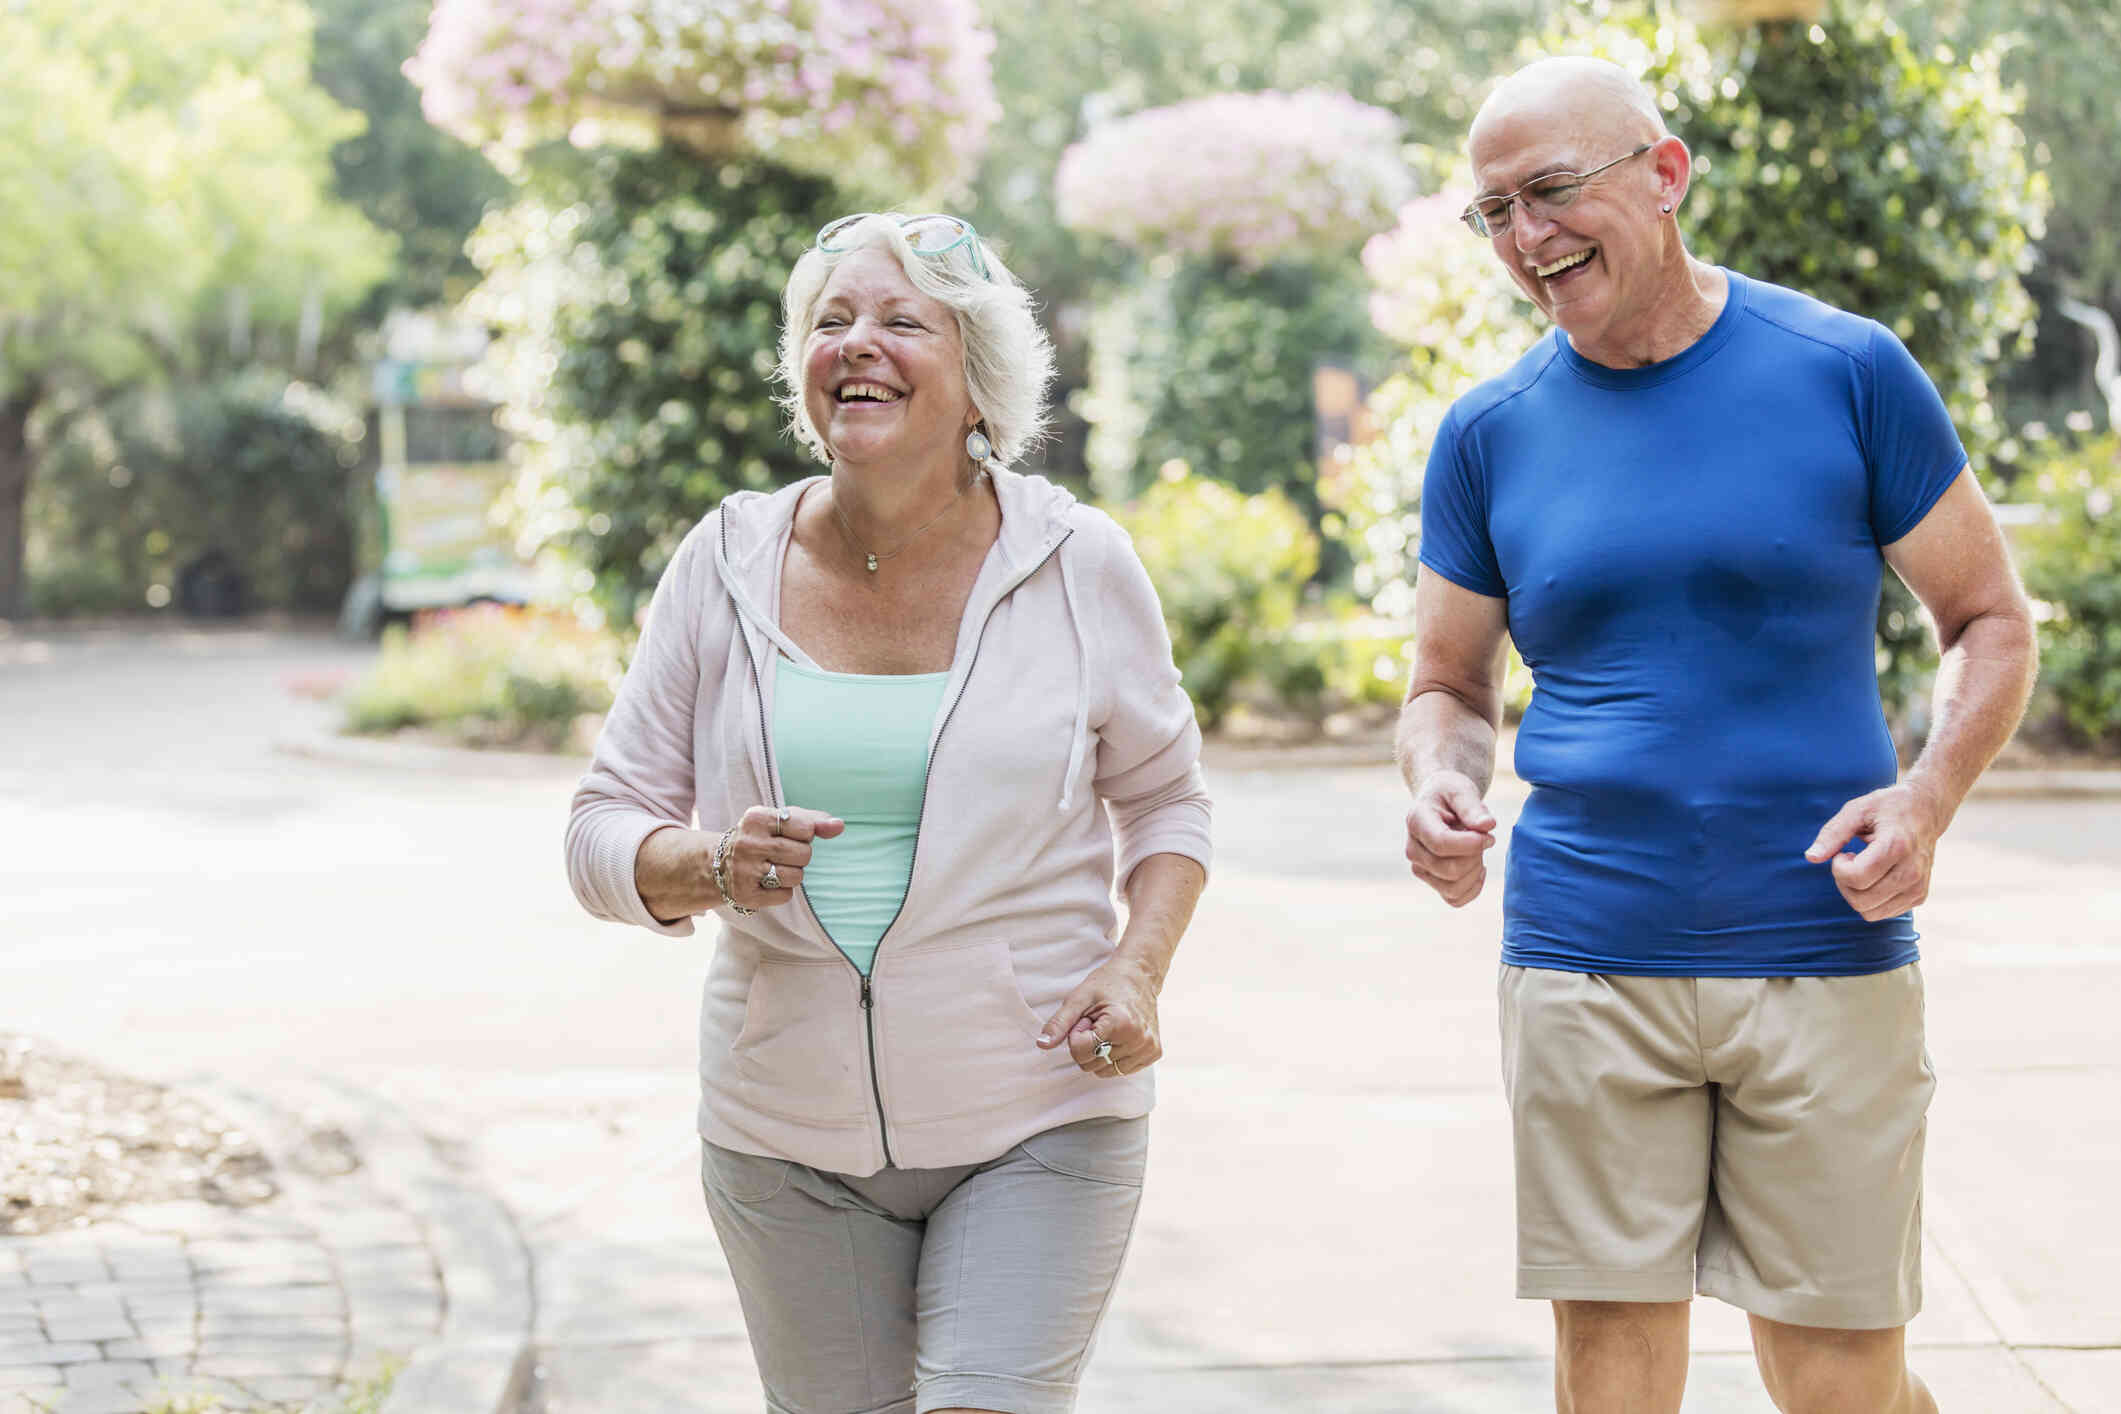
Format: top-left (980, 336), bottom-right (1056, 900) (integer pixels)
top-left (1398, 56), bottom-right (2038, 1414)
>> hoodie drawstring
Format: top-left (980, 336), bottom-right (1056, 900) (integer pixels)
top-left (1056, 544), bottom-right (1090, 813)
top-left (716, 507), bottom-right (818, 669)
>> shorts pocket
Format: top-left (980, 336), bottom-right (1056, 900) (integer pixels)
top-left (1016, 1115), bottom-right (1148, 1188)
top-left (700, 1141), bottom-right (794, 1205)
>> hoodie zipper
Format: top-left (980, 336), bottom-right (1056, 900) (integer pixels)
top-left (728, 509), bottom-right (1076, 1171)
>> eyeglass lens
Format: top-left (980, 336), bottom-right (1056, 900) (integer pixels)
top-left (1478, 178), bottom-right (1579, 233)
top-left (900, 216), bottom-right (970, 252)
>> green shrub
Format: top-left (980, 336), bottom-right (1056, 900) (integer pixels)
top-left (342, 604), bottom-right (621, 749)
top-left (1110, 468), bottom-right (1318, 727)
top-left (2020, 434), bottom-right (2121, 751)
top-left (1083, 256), bottom-right (1388, 526)
top-left (1273, 602), bottom-right (1411, 715)
top-left (30, 375), bottom-right (361, 617)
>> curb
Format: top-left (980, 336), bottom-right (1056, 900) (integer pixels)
top-left (188, 1072), bottom-right (537, 1414)
top-left (331, 1081), bottom-right (535, 1414)
top-left (1202, 736), bottom-right (2121, 800)
top-left (279, 718), bottom-right (2121, 800)
top-left (1958, 768), bottom-right (2121, 799)
top-left (274, 725), bottom-right (582, 782)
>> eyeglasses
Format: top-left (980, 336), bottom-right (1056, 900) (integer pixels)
top-left (1460, 143), bottom-right (1655, 238)
top-left (815, 213), bottom-right (991, 279)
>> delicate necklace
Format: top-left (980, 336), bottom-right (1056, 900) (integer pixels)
top-left (830, 470), bottom-right (984, 573)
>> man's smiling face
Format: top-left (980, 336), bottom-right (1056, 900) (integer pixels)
top-left (1468, 75), bottom-right (1674, 365)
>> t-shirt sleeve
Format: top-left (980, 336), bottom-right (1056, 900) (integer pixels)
top-left (1863, 322), bottom-right (1968, 545)
top-left (1417, 408), bottom-right (1508, 598)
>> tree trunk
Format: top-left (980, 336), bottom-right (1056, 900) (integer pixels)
top-left (0, 384), bottom-right (42, 622)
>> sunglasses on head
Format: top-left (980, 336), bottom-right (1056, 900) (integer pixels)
top-left (815, 213), bottom-right (992, 279)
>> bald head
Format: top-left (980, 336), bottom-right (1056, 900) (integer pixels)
top-left (1470, 57), bottom-right (1668, 155)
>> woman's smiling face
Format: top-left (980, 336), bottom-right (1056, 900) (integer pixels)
top-left (802, 247), bottom-right (977, 470)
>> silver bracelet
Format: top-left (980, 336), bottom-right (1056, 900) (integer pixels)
top-left (711, 827), bottom-right (756, 916)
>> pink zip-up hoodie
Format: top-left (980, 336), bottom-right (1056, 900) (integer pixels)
top-left (565, 468), bottom-right (1212, 1175)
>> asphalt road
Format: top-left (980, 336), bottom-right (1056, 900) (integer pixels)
top-left (4, 624), bottom-right (2117, 1412)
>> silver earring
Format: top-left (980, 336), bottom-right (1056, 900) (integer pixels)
top-left (965, 426), bottom-right (992, 466)
top-left (1662, 203), bottom-right (1674, 213)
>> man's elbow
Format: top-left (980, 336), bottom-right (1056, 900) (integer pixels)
top-left (1400, 676), bottom-right (1504, 729)
top-left (1940, 591), bottom-right (2038, 668)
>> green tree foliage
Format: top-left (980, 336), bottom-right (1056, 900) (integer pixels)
top-left (2019, 435), bottom-right (2121, 750)
top-left (1085, 259), bottom-right (1386, 516)
top-left (31, 378), bottom-right (362, 616)
top-left (0, 0), bottom-right (392, 617)
top-left (308, 0), bottom-right (509, 313)
top-left (1570, 3), bottom-right (2045, 725)
top-left (1901, 1), bottom-right (2121, 432)
top-left (467, 149), bottom-right (843, 625)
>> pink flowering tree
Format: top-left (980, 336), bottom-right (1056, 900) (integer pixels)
top-left (406, 0), bottom-right (999, 196)
top-left (407, 1), bottom-right (999, 620)
top-left (1055, 90), bottom-right (1411, 508)
top-left (1055, 90), bottom-right (1412, 270)
top-left (1341, 182), bottom-right (1541, 622)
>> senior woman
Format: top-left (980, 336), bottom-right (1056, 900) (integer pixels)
top-left (564, 212), bottom-right (1211, 1414)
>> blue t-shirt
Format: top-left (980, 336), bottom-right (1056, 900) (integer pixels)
top-left (1419, 271), bottom-right (1966, 976)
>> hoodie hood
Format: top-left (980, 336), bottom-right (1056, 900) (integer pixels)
top-left (710, 467), bottom-right (1092, 808)
top-left (710, 466), bottom-right (1078, 603)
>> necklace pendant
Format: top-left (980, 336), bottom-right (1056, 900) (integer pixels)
top-left (865, 553), bottom-right (879, 573)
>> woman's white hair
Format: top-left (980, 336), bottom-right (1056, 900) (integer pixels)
top-left (776, 214), bottom-right (1056, 468)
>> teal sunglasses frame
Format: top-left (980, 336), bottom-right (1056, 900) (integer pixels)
top-left (815, 212), bottom-right (991, 279)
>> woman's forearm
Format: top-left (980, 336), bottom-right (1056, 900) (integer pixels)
top-left (1112, 852), bottom-right (1207, 991)
top-left (634, 824), bottom-right (720, 923)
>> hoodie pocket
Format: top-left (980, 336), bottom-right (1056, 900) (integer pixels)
top-left (726, 957), bottom-right (871, 1123)
top-left (878, 941), bottom-right (1076, 1123)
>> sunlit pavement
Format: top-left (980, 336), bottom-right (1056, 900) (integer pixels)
top-left (5, 625), bottom-right (2117, 1413)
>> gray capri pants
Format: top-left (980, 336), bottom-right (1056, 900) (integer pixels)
top-left (700, 1115), bottom-right (1147, 1414)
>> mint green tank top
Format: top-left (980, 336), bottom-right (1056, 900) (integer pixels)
top-left (772, 656), bottom-right (950, 974)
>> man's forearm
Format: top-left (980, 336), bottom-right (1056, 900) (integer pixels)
top-left (1396, 687), bottom-right (1501, 796)
top-left (1903, 608), bottom-right (2038, 827)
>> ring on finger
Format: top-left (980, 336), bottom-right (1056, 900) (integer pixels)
top-left (761, 862), bottom-right (782, 890)
top-left (1092, 1038), bottom-right (1113, 1065)
top-left (770, 806), bottom-right (791, 836)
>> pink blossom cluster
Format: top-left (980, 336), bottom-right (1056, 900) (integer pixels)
top-left (1054, 91), bottom-right (1413, 269)
top-left (405, 0), bottom-right (1000, 193)
top-left (1360, 188), bottom-right (1509, 346)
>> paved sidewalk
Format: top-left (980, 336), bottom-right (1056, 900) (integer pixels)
top-left (7, 628), bottom-right (2117, 1413)
top-left (0, 1072), bottom-right (523, 1414)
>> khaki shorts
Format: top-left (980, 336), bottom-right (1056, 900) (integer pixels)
top-left (700, 1116), bottom-right (1146, 1414)
top-left (1499, 963), bottom-right (1935, 1329)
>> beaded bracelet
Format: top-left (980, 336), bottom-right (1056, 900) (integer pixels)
top-left (711, 827), bottom-right (756, 916)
